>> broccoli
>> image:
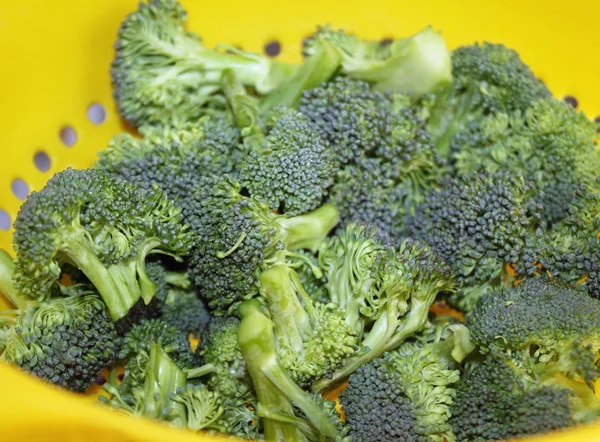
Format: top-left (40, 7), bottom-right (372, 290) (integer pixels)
top-left (161, 289), bottom-right (211, 338)
top-left (111, 0), bottom-right (296, 127)
top-left (469, 276), bottom-right (600, 388)
top-left (237, 299), bottom-right (339, 441)
top-left (451, 98), bottom-right (600, 224)
top-left (97, 116), bottom-right (242, 206)
top-left (451, 351), bottom-right (600, 441)
top-left (0, 250), bottom-right (119, 392)
top-left (303, 26), bottom-right (452, 95)
top-left (223, 70), bottom-right (335, 216)
top-left (409, 172), bottom-right (542, 312)
top-left (185, 174), bottom-right (339, 314)
top-left (340, 321), bottom-right (473, 442)
top-left (424, 42), bottom-right (551, 156)
top-left (12, 168), bottom-right (192, 320)
top-left (294, 251), bottom-right (329, 304)
top-left (312, 224), bottom-right (456, 393)
top-left (298, 78), bottom-right (444, 237)
top-left (197, 316), bottom-right (252, 400)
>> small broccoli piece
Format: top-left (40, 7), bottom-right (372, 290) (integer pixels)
top-left (119, 319), bottom-right (197, 392)
top-left (409, 173), bottom-right (542, 312)
top-left (167, 383), bottom-right (225, 432)
top-left (294, 251), bottom-right (329, 304)
top-left (185, 174), bottom-right (339, 314)
top-left (469, 276), bottom-right (600, 388)
top-left (299, 78), bottom-right (444, 237)
top-left (222, 71), bottom-right (335, 216)
top-left (161, 290), bottom-right (211, 338)
top-left (237, 300), bottom-right (339, 441)
top-left (97, 116), bottom-right (242, 205)
top-left (12, 168), bottom-right (192, 320)
top-left (0, 252), bottom-right (119, 392)
top-left (313, 224), bottom-right (456, 393)
top-left (341, 321), bottom-right (470, 442)
top-left (111, 0), bottom-right (296, 127)
top-left (198, 316), bottom-right (252, 400)
top-left (451, 352), bottom-right (600, 441)
top-left (451, 99), bottom-right (600, 224)
top-left (214, 401), bottom-right (261, 440)
top-left (425, 42), bottom-right (551, 156)
top-left (303, 26), bottom-right (452, 95)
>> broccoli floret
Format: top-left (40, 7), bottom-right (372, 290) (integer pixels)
top-left (161, 289), bottom-right (211, 338)
top-left (0, 252), bottom-right (119, 393)
top-left (340, 321), bottom-right (471, 442)
top-left (214, 401), bottom-right (261, 440)
top-left (451, 99), bottom-right (600, 224)
top-left (294, 251), bottom-right (329, 304)
top-left (111, 0), bottom-right (296, 127)
top-left (119, 319), bottom-right (197, 392)
top-left (299, 78), bottom-right (444, 237)
top-left (185, 174), bottom-right (339, 314)
top-left (303, 26), bottom-right (452, 95)
top-left (409, 173), bottom-right (542, 312)
top-left (237, 300), bottom-right (339, 441)
top-left (12, 168), bottom-right (192, 320)
top-left (97, 116), bottom-right (242, 205)
top-left (312, 224), bottom-right (456, 393)
top-left (425, 42), bottom-right (551, 156)
top-left (198, 316), bottom-right (252, 400)
top-left (222, 71), bottom-right (335, 216)
top-left (469, 276), bottom-right (600, 388)
top-left (451, 352), bottom-right (600, 441)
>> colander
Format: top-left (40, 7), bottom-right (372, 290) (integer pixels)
top-left (0, 0), bottom-right (599, 440)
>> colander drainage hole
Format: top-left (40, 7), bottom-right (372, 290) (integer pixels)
top-left (34, 151), bottom-right (51, 172)
top-left (563, 95), bottom-right (578, 108)
top-left (87, 103), bottom-right (106, 125)
top-left (59, 126), bottom-right (77, 147)
top-left (11, 179), bottom-right (29, 201)
top-left (264, 40), bottom-right (281, 57)
top-left (0, 210), bottom-right (10, 231)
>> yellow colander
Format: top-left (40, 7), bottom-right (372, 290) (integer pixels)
top-left (0, 0), bottom-right (599, 440)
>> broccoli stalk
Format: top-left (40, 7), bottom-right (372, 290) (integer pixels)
top-left (238, 300), bottom-right (338, 441)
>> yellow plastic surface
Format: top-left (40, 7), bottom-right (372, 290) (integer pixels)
top-left (0, 0), bottom-right (599, 440)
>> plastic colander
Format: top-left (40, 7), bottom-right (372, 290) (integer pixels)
top-left (0, 0), bottom-right (599, 440)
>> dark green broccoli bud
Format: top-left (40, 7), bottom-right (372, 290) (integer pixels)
top-left (161, 289), bottom-right (211, 338)
top-left (1, 292), bottom-right (119, 392)
top-left (114, 297), bottom-right (163, 336)
top-left (12, 168), bottom-right (192, 320)
top-left (294, 251), bottom-right (329, 304)
top-left (303, 26), bottom-right (452, 95)
top-left (97, 116), bottom-right (242, 205)
top-left (451, 99), bottom-right (600, 224)
top-left (111, 0), bottom-right (296, 127)
top-left (425, 42), bottom-right (551, 156)
top-left (185, 175), bottom-right (339, 314)
top-left (259, 264), bottom-right (359, 387)
top-left (469, 276), bottom-right (600, 388)
top-left (119, 319), bottom-right (197, 392)
top-left (237, 299), bottom-right (339, 441)
top-left (450, 352), bottom-right (600, 441)
top-left (341, 321), bottom-right (470, 442)
top-left (313, 225), bottom-right (456, 393)
top-left (223, 71), bottom-right (335, 216)
top-left (198, 316), bottom-right (252, 400)
top-left (409, 173), bottom-right (542, 312)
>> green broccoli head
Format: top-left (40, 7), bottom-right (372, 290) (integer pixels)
top-left (425, 42), bottom-right (550, 156)
top-left (451, 98), bottom-right (600, 224)
top-left (185, 174), bottom-right (339, 314)
top-left (12, 168), bottom-right (192, 320)
top-left (469, 276), bottom-right (600, 388)
top-left (97, 116), bottom-right (242, 205)
top-left (198, 316), bottom-right (251, 400)
top-left (2, 294), bottom-right (119, 392)
top-left (238, 108), bottom-right (335, 216)
top-left (409, 172), bottom-right (542, 312)
top-left (450, 352), bottom-right (596, 441)
top-left (111, 0), bottom-right (295, 127)
top-left (161, 290), bottom-right (211, 338)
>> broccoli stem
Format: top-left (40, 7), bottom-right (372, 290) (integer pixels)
top-left (0, 249), bottom-right (29, 310)
top-left (185, 363), bottom-right (215, 379)
top-left (279, 203), bottom-right (340, 252)
top-left (259, 265), bottom-right (311, 354)
top-left (238, 300), bottom-right (338, 441)
top-left (62, 235), bottom-right (141, 320)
